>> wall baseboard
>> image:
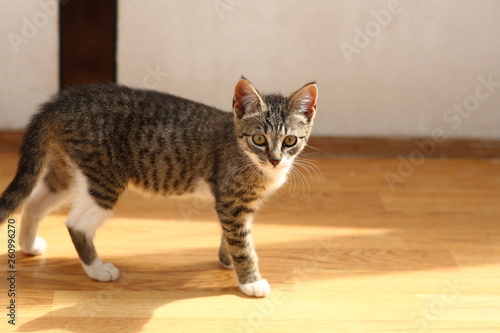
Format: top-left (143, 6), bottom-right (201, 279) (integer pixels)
top-left (1, 131), bottom-right (499, 158)
top-left (0, 131), bottom-right (23, 152)
top-left (306, 136), bottom-right (500, 158)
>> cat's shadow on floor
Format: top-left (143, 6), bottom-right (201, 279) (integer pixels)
top-left (11, 229), bottom-right (464, 333)
top-left (10, 248), bottom-right (245, 333)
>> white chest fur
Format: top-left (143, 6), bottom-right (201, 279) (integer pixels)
top-left (261, 165), bottom-right (290, 195)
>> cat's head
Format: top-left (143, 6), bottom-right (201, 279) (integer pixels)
top-left (232, 77), bottom-right (317, 172)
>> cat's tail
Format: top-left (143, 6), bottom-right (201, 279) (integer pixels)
top-left (0, 111), bottom-right (50, 224)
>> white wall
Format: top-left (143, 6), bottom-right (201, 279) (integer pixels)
top-left (118, 0), bottom-right (500, 139)
top-left (1, 1), bottom-right (498, 139)
top-left (0, 0), bottom-right (59, 130)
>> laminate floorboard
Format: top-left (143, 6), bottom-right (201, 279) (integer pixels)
top-left (0, 151), bottom-right (499, 332)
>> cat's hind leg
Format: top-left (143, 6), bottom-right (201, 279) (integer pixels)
top-left (65, 170), bottom-right (121, 282)
top-left (20, 168), bottom-right (73, 255)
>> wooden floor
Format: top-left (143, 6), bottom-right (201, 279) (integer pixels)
top-left (1, 149), bottom-right (500, 332)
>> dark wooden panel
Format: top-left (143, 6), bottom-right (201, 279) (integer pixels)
top-left (59, 0), bottom-right (117, 88)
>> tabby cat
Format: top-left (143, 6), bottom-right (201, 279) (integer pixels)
top-left (0, 77), bottom-right (318, 297)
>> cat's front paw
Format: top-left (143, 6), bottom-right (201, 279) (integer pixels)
top-left (84, 262), bottom-right (120, 282)
top-left (239, 279), bottom-right (271, 297)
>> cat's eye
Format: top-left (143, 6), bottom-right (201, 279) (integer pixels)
top-left (283, 135), bottom-right (297, 147)
top-left (252, 134), bottom-right (267, 146)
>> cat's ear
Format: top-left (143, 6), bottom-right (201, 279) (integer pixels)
top-left (233, 78), bottom-right (265, 119)
top-left (288, 82), bottom-right (318, 122)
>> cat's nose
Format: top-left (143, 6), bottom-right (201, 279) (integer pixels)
top-left (270, 159), bottom-right (281, 167)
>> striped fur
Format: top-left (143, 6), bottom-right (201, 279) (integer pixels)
top-left (0, 78), bottom-right (317, 297)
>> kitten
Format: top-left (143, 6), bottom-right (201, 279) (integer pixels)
top-left (0, 77), bottom-right (317, 297)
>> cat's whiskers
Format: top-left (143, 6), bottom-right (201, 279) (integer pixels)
top-left (305, 143), bottom-right (327, 155)
top-left (299, 152), bottom-right (321, 157)
top-left (294, 157), bottom-right (323, 183)
top-left (294, 160), bottom-right (314, 179)
top-left (289, 164), bottom-right (311, 200)
top-left (244, 162), bottom-right (262, 184)
top-left (284, 166), bottom-right (298, 199)
top-left (222, 154), bottom-right (263, 186)
top-left (292, 165), bottom-right (319, 196)
top-left (223, 161), bottom-right (253, 184)
top-left (280, 155), bottom-right (320, 200)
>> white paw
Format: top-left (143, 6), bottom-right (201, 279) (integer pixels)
top-left (239, 279), bottom-right (271, 297)
top-left (22, 236), bottom-right (47, 256)
top-left (84, 262), bottom-right (120, 282)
